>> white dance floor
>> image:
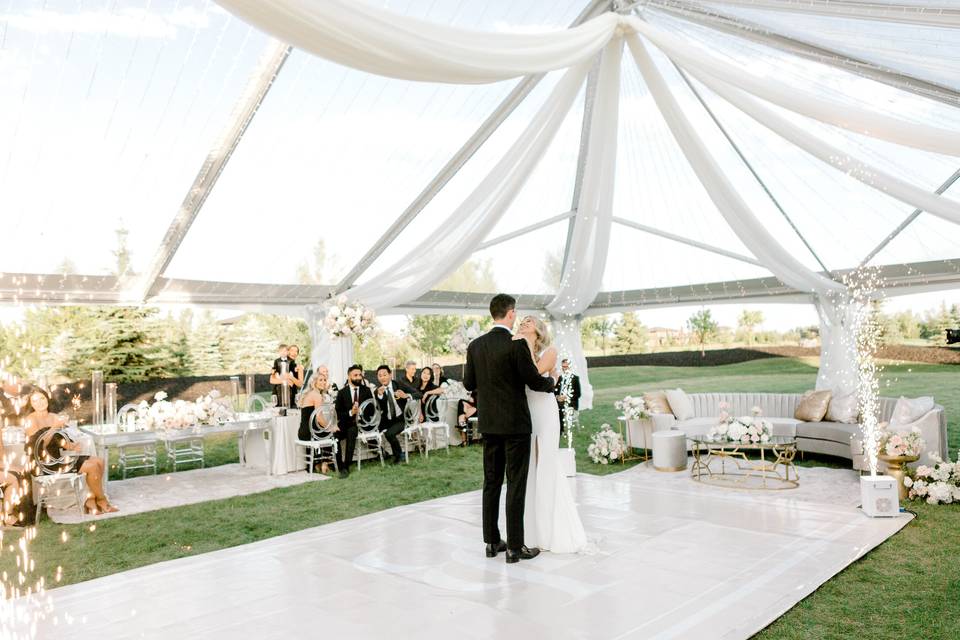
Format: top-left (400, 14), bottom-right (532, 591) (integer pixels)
top-left (18, 464), bottom-right (910, 639)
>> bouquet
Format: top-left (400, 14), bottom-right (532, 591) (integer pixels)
top-left (587, 423), bottom-right (624, 465)
top-left (708, 405), bottom-right (771, 444)
top-left (615, 395), bottom-right (648, 421)
top-left (134, 390), bottom-right (235, 431)
top-left (877, 424), bottom-right (925, 458)
top-left (904, 453), bottom-right (960, 505)
top-left (322, 295), bottom-right (377, 342)
top-left (448, 321), bottom-right (482, 355)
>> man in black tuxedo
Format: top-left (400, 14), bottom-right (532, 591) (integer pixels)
top-left (270, 343), bottom-right (295, 407)
top-left (555, 358), bottom-right (581, 433)
top-left (463, 293), bottom-right (556, 564)
top-left (374, 365), bottom-right (413, 464)
top-left (335, 364), bottom-right (373, 478)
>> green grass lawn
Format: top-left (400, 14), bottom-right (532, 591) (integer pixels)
top-left (4, 358), bottom-right (957, 639)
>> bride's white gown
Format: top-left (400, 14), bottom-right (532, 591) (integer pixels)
top-left (523, 352), bottom-right (588, 553)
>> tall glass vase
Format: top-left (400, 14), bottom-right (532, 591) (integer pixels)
top-left (104, 383), bottom-right (118, 425)
top-left (91, 370), bottom-right (104, 425)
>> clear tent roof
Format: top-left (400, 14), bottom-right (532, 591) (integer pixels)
top-left (0, 0), bottom-right (958, 310)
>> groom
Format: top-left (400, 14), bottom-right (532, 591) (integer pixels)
top-left (463, 293), bottom-right (557, 564)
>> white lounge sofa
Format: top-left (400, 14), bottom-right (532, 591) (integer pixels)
top-left (638, 392), bottom-right (948, 467)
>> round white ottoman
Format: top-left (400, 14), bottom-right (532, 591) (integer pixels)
top-left (652, 430), bottom-right (687, 472)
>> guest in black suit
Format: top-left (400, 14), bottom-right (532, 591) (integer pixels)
top-left (401, 360), bottom-right (419, 390)
top-left (270, 343), bottom-right (295, 407)
top-left (555, 358), bottom-right (582, 433)
top-left (374, 365), bottom-right (412, 464)
top-left (287, 344), bottom-right (305, 404)
top-left (463, 293), bottom-right (555, 564)
top-left (334, 364), bottom-right (373, 477)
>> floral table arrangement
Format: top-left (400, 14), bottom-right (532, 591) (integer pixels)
top-left (875, 424), bottom-right (926, 500)
top-left (132, 390), bottom-right (235, 432)
top-left (440, 379), bottom-right (471, 401)
top-left (448, 321), bottom-right (482, 355)
top-left (588, 423), bottom-right (625, 465)
top-left (904, 453), bottom-right (960, 505)
top-left (707, 404), bottom-right (772, 444)
top-left (615, 395), bottom-right (648, 421)
top-left (322, 295), bottom-right (377, 342)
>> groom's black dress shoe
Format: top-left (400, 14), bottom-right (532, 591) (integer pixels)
top-left (485, 541), bottom-right (507, 558)
top-left (505, 546), bottom-right (540, 564)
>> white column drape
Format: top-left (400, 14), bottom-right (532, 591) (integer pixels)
top-left (552, 316), bottom-right (594, 410)
top-left (626, 35), bottom-right (843, 296)
top-left (624, 16), bottom-right (960, 157)
top-left (348, 61), bottom-right (591, 310)
top-left (306, 305), bottom-right (354, 386)
top-left (214, 0), bottom-right (619, 83)
top-left (814, 294), bottom-right (860, 395)
top-left (686, 70), bottom-right (960, 227)
top-left (547, 38), bottom-right (624, 317)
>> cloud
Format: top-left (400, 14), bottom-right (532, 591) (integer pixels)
top-left (0, 5), bottom-right (214, 40)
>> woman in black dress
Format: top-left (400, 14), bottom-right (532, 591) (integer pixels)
top-left (24, 391), bottom-right (116, 515)
top-left (297, 368), bottom-right (338, 473)
top-left (416, 367), bottom-right (443, 421)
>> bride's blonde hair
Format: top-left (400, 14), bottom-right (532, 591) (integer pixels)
top-left (522, 315), bottom-right (551, 354)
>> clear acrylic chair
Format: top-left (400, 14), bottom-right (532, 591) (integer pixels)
top-left (296, 404), bottom-right (338, 474)
top-left (355, 398), bottom-right (385, 469)
top-left (401, 399), bottom-right (427, 462)
top-left (114, 403), bottom-right (158, 479)
top-left (32, 428), bottom-right (87, 522)
top-left (421, 395), bottom-right (451, 455)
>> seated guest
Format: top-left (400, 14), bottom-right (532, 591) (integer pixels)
top-left (270, 343), bottom-right (295, 407)
top-left (401, 360), bottom-right (419, 390)
top-left (456, 391), bottom-right (478, 447)
top-left (298, 367), bottom-right (338, 473)
top-left (0, 435), bottom-right (32, 527)
top-left (287, 344), bottom-right (305, 404)
top-left (374, 365), bottom-right (411, 464)
top-left (24, 391), bottom-right (117, 515)
top-left (416, 366), bottom-right (443, 420)
top-left (431, 363), bottom-right (449, 386)
top-left (555, 358), bottom-right (581, 433)
top-left (334, 365), bottom-right (373, 478)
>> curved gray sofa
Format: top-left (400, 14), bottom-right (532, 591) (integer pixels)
top-left (649, 392), bottom-right (948, 466)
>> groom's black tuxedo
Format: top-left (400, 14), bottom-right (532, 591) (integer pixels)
top-left (464, 325), bottom-right (555, 552)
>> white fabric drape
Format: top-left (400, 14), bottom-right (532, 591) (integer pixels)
top-left (627, 35), bottom-right (844, 296)
top-left (214, 0), bottom-right (619, 83)
top-left (624, 16), bottom-right (960, 157)
top-left (348, 61), bottom-right (590, 309)
top-left (306, 305), bottom-right (354, 386)
top-left (688, 70), bottom-right (960, 226)
top-left (814, 294), bottom-right (859, 395)
top-left (552, 315), bottom-right (593, 410)
top-left (547, 39), bottom-right (624, 317)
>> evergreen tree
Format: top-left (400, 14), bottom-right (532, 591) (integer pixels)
top-left (613, 312), bottom-right (648, 355)
top-left (64, 307), bottom-right (171, 382)
top-left (189, 312), bottom-right (225, 376)
top-left (221, 315), bottom-right (278, 374)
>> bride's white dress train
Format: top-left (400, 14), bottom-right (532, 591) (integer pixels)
top-left (523, 370), bottom-right (588, 553)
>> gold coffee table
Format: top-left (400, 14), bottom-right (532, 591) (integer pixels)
top-left (690, 435), bottom-right (799, 490)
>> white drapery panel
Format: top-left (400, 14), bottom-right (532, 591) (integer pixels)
top-left (624, 16), bottom-right (960, 157)
top-left (348, 62), bottom-right (591, 309)
top-left (626, 35), bottom-right (844, 296)
top-left (214, 0), bottom-right (620, 83)
top-left (306, 305), bottom-right (354, 386)
top-left (814, 294), bottom-right (859, 395)
top-left (688, 70), bottom-right (960, 227)
top-left (547, 39), bottom-right (624, 317)
top-left (683, 1), bottom-right (960, 29)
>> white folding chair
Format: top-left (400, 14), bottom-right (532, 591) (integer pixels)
top-left (421, 396), bottom-right (451, 455)
top-left (355, 398), bottom-right (385, 469)
top-left (115, 403), bottom-right (158, 479)
top-left (296, 404), bottom-right (339, 474)
top-left (401, 399), bottom-right (427, 462)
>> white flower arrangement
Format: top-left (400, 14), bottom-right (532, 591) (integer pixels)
top-left (904, 453), bottom-right (960, 505)
top-left (448, 321), bottom-right (482, 355)
top-left (877, 424), bottom-right (925, 458)
top-left (133, 390), bottom-right (235, 431)
top-left (614, 395), bottom-right (648, 421)
top-left (587, 423), bottom-right (624, 465)
top-left (322, 295), bottom-right (377, 342)
top-left (440, 379), bottom-right (470, 400)
top-left (708, 404), bottom-right (772, 444)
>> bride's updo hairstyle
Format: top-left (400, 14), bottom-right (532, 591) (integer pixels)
top-left (523, 315), bottom-right (551, 354)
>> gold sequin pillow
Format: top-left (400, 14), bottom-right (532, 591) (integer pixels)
top-left (794, 390), bottom-right (832, 422)
top-left (643, 391), bottom-right (672, 415)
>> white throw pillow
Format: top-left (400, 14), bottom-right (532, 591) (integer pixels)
top-left (664, 388), bottom-right (694, 421)
top-left (825, 391), bottom-right (859, 424)
top-left (889, 396), bottom-right (935, 427)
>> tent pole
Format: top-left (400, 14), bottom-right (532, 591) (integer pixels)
top-left (612, 217), bottom-right (762, 265)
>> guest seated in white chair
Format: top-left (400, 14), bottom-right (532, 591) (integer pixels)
top-left (416, 367), bottom-right (444, 421)
top-left (432, 363), bottom-right (450, 386)
top-left (298, 367), bottom-right (338, 473)
top-left (456, 391), bottom-right (478, 447)
top-left (24, 391), bottom-right (117, 515)
top-left (374, 365), bottom-right (412, 465)
top-left (0, 437), bottom-right (32, 527)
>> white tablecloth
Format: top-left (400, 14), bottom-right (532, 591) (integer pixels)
top-left (272, 413), bottom-right (301, 475)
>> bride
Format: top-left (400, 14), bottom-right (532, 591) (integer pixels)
top-left (515, 316), bottom-right (587, 553)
